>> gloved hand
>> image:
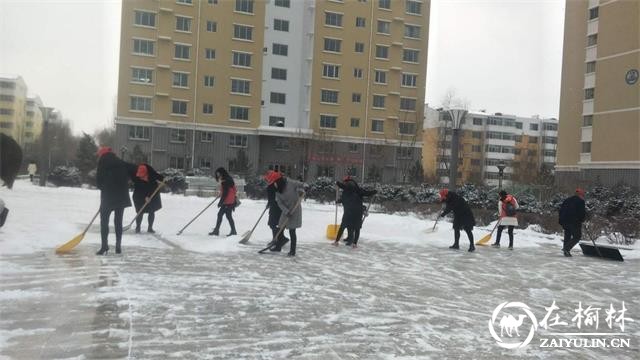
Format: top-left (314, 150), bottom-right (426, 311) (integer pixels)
top-left (287, 209), bottom-right (295, 217)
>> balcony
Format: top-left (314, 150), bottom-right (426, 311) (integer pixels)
top-left (587, 19), bottom-right (598, 35)
top-left (580, 126), bottom-right (592, 142)
top-left (582, 99), bottom-right (594, 114)
top-left (585, 46), bottom-right (597, 62)
top-left (584, 72), bottom-right (596, 89)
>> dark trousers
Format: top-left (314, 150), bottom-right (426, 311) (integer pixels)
top-left (454, 228), bottom-right (474, 246)
top-left (336, 223), bottom-right (362, 245)
top-left (135, 211), bottom-right (155, 230)
top-left (270, 225), bottom-right (288, 245)
top-left (29, 175), bottom-right (33, 182)
top-left (496, 225), bottom-right (515, 247)
top-left (563, 224), bottom-right (582, 251)
top-left (100, 207), bottom-right (124, 250)
top-left (214, 206), bottom-right (236, 232)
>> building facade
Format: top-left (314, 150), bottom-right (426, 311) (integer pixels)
top-left (422, 107), bottom-right (558, 187)
top-left (115, 0), bottom-right (429, 183)
top-left (0, 75), bottom-right (44, 149)
top-left (556, 0), bottom-right (639, 188)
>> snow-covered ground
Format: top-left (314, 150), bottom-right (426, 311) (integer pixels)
top-left (0, 179), bottom-right (638, 359)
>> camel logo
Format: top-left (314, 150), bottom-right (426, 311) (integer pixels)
top-left (489, 302), bottom-right (538, 349)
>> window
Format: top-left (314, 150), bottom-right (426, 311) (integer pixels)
top-left (229, 134), bottom-right (248, 148)
top-left (379, 0), bottom-right (391, 9)
top-left (400, 97), bottom-right (416, 111)
top-left (129, 96), bottom-right (152, 112)
top-left (231, 79), bottom-right (251, 94)
top-left (401, 73), bottom-right (417, 87)
top-left (403, 49), bottom-right (419, 62)
top-left (233, 24), bottom-right (253, 40)
top-left (321, 89), bottom-right (339, 104)
top-left (356, 17), bottom-right (366, 27)
top-left (544, 150), bottom-right (557, 157)
top-left (350, 118), bottom-right (360, 127)
top-left (527, 149), bottom-right (537, 156)
top-left (348, 143), bottom-right (359, 153)
top-left (235, 0), bottom-right (254, 13)
top-left (472, 145), bottom-right (482, 152)
top-left (230, 106), bottom-right (249, 121)
top-left (406, 0), bottom-right (422, 15)
top-left (272, 43), bottom-right (288, 56)
top-left (174, 44), bottom-right (191, 59)
top-left (542, 137), bottom-right (557, 144)
top-left (352, 93), bottom-right (362, 103)
top-left (129, 126), bottom-right (150, 140)
top-left (472, 131), bottom-right (482, 139)
top-left (177, 0), bottom-right (192, 4)
top-left (0, 95), bottom-right (14, 102)
top-left (170, 129), bottom-right (187, 143)
top-left (353, 68), bottom-right (363, 79)
top-left (0, 82), bottom-right (15, 89)
top-left (472, 117), bottom-right (483, 125)
top-left (176, 16), bottom-right (192, 32)
top-left (355, 42), bottom-right (365, 53)
top-left (205, 48), bottom-right (216, 59)
top-left (530, 123), bottom-right (539, 131)
top-left (324, 38), bottom-right (342, 52)
top-left (25, 121), bottom-right (34, 127)
top-left (581, 142), bottom-right (591, 153)
top-left (271, 68), bottom-right (287, 80)
top-left (203, 103), bottom-right (214, 114)
top-left (274, 19), bottom-right (289, 32)
top-left (201, 132), bottom-right (214, 142)
top-left (172, 72), bottom-right (189, 87)
top-left (0, 120), bottom-right (13, 127)
top-left (377, 20), bottom-right (390, 34)
top-left (171, 100), bottom-right (188, 115)
top-left (232, 52), bottom-right (252, 67)
top-left (374, 70), bottom-right (387, 84)
top-left (515, 122), bottom-right (523, 129)
top-left (275, 138), bottom-right (290, 151)
top-left (375, 45), bottom-right (389, 59)
top-left (269, 116), bottom-right (285, 126)
top-left (404, 24), bottom-right (420, 38)
top-left (372, 95), bottom-right (385, 108)
top-left (169, 156), bottom-right (185, 170)
top-left (397, 147), bottom-right (413, 159)
top-left (514, 135), bottom-right (522, 142)
top-left (134, 10), bottom-right (155, 27)
top-left (320, 115), bottom-right (337, 129)
top-left (325, 12), bottom-right (343, 27)
top-left (583, 115), bottom-right (593, 126)
top-left (543, 123), bottom-right (558, 131)
top-left (199, 157), bottom-right (212, 169)
top-left (371, 119), bottom-right (384, 132)
top-left (398, 122), bottom-right (416, 135)
top-left (133, 39), bottom-right (155, 55)
top-left (206, 21), bottom-right (217, 32)
top-left (208, 0), bottom-right (218, 4)
top-left (585, 88), bottom-right (595, 100)
top-left (370, 145), bottom-right (384, 157)
top-left (317, 165), bottom-right (335, 178)
top-left (131, 68), bottom-right (153, 84)
top-left (204, 75), bottom-right (215, 87)
top-left (589, 7), bottom-right (599, 20)
top-left (586, 61), bottom-right (596, 74)
top-left (275, 0), bottom-right (290, 7)
top-left (270, 92), bottom-right (286, 104)
top-left (587, 34), bottom-right (597, 46)
top-left (322, 64), bottom-right (340, 78)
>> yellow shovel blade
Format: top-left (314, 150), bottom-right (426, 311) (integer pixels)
top-left (326, 224), bottom-right (339, 240)
top-left (55, 233), bottom-right (85, 254)
top-left (475, 232), bottom-right (492, 246)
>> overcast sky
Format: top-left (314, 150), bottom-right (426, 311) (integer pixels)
top-left (0, 0), bottom-right (565, 134)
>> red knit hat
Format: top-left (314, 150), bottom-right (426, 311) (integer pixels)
top-left (264, 170), bottom-right (282, 185)
top-left (136, 164), bottom-right (149, 182)
top-left (96, 146), bottom-right (112, 158)
top-left (439, 188), bottom-right (449, 201)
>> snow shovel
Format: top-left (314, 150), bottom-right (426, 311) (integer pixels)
top-left (123, 182), bottom-right (165, 232)
top-left (259, 195), bottom-right (304, 253)
top-left (239, 206), bottom-right (268, 244)
top-left (425, 217), bottom-right (439, 233)
top-left (476, 219), bottom-right (501, 246)
top-left (579, 237), bottom-right (624, 261)
top-left (326, 185), bottom-right (340, 240)
top-left (176, 195), bottom-right (220, 235)
top-left (55, 209), bottom-right (100, 254)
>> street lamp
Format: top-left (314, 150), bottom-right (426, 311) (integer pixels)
top-left (497, 160), bottom-right (506, 189)
top-left (447, 108), bottom-right (467, 191)
top-left (120, 145), bottom-right (128, 160)
top-left (38, 106), bottom-right (53, 187)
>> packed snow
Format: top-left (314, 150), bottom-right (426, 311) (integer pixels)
top-left (0, 180), bottom-right (638, 359)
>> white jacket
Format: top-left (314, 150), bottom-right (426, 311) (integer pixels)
top-left (27, 163), bottom-right (37, 175)
top-left (498, 197), bottom-right (519, 227)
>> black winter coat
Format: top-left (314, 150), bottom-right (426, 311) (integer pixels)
top-left (558, 195), bottom-right (586, 227)
top-left (266, 183), bottom-right (282, 227)
top-left (441, 191), bottom-right (476, 231)
top-left (132, 164), bottom-right (164, 213)
top-left (337, 180), bottom-right (376, 229)
top-left (96, 152), bottom-right (136, 211)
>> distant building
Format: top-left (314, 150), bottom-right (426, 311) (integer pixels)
top-left (556, 0), bottom-right (639, 187)
top-left (422, 107), bottom-right (558, 187)
top-left (0, 75), bottom-right (44, 149)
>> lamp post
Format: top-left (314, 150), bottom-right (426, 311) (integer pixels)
top-left (38, 106), bottom-right (53, 187)
top-left (120, 145), bottom-right (128, 160)
top-left (497, 160), bottom-right (506, 189)
top-left (447, 109), bottom-right (468, 191)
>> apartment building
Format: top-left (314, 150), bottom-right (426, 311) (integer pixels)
top-left (0, 75), bottom-right (44, 149)
top-left (115, 0), bottom-right (429, 183)
top-left (422, 107), bottom-right (558, 187)
top-left (556, 0), bottom-right (639, 188)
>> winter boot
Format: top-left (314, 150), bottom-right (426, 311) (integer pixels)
top-left (468, 245), bottom-right (476, 252)
top-left (147, 228), bottom-right (155, 234)
top-left (135, 226), bottom-right (141, 234)
top-left (96, 247), bottom-right (109, 256)
top-left (0, 207), bottom-right (8, 228)
top-left (227, 229), bottom-right (237, 237)
top-left (449, 243), bottom-right (460, 250)
top-left (209, 228), bottom-right (219, 236)
top-left (491, 242), bottom-right (500, 248)
top-left (563, 249), bottom-right (572, 257)
top-left (288, 238), bottom-right (297, 256)
top-left (115, 246), bottom-right (122, 254)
